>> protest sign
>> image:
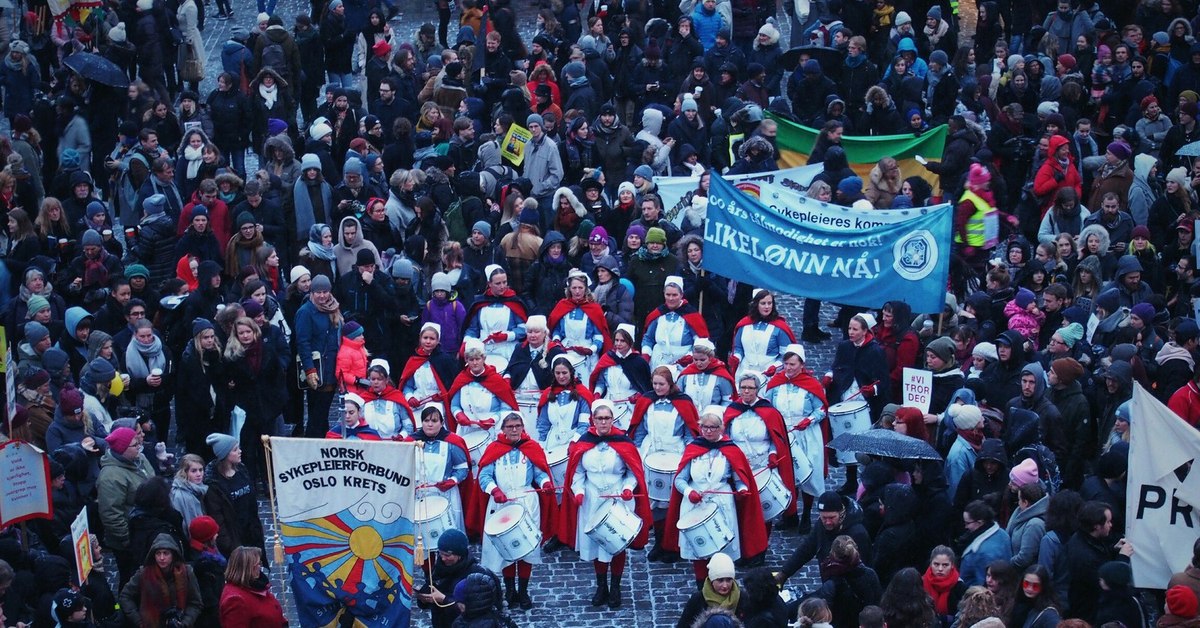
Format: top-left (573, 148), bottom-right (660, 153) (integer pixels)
top-left (501, 124), bottom-right (532, 166)
top-left (0, 440), bottom-right (51, 526)
top-left (902, 368), bottom-right (933, 413)
top-left (703, 172), bottom-right (952, 313)
top-left (71, 508), bottom-right (92, 585)
top-left (271, 438), bottom-right (418, 627)
top-left (656, 164), bottom-right (823, 227)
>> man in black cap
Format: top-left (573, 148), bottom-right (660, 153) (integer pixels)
top-left (336, 248), bottom-right (398, 359)
top-left (775, 490), bottom-right (873, 585)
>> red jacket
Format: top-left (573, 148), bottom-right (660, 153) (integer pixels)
top-left (1033, 136), bottom-right (1083, 214)
top-left (1169, 381), bottom-right (1200, 428)
top-left (219, 583), bottom-right (287, 628)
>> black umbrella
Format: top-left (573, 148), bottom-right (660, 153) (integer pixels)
top-left (778, 45), bottom-right (842, 75)
top-left (63, 52), bottom-right (129, 88)
top-left (828, 429), bottom-right (943, 461)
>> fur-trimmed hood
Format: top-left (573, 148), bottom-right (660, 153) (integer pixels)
top-left (552, 186), bottom-right (586, 218)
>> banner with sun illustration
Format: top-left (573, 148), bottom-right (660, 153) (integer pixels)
top-left (269, 437), bottom-right (418, 628)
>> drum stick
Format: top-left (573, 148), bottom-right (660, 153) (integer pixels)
top-left (841, 380), bottom-right (880, 402)
top-left (702, 490), bottom-right (739, 495)
top-left (600, 492), bottom-right (646, 498)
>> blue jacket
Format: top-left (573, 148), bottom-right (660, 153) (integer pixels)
top-left (960, 523), bottom-right (1012, 586)
top-left (295, 300), bottom-right (341, 384)
top-left (691, 3), bottom-right (725, 51)
top-left (0, 57), bottom-right (41, 118)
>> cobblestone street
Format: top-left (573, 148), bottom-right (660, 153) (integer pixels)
top-left (174, 0), bottom-right (843, 624)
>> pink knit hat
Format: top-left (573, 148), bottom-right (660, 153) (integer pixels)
top-left (968, 163), bottom-right (991, 187)
top-left (1009, 458), bottom-right (1040, 488)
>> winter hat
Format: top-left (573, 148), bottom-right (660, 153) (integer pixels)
top-left (1099, 561), bottom-right (1133, 588)
top-left (837, 176), bottom-right (863, 196)
top-left (1057, 53), bottom-right (1076, 70)
top-left (645, 227), bottom-right (667, 245)
top-left (143, 194), bottom-right (167, 215)
top-left (136, 0), bottom-right (152, 10)
top-left (108, 22), bottom-right (127, 43)
top-left (527, 113), bottom-right (544, 128)
top-left (968, 163), bottom-right (991, 186)
top-left (1061, 305), bottom-right (1087, 326)
top-left (43, 348), bottom-right (69, 373)
top-left (1169, 166), bottom-right (1192, 189)
top-left (300, 153), bottom-right (322, 171)
top-left (290, 265), bottom-right (311, 283)
top-left (267, 118), bottom-right (288, 136)
top-left (1009, 458), bottom-right (1039, 487)
top-left (1057, 322), bottom-right (1085, 348)
top-left (437, 528), bottom-right (469, 557)
top-left (241, 299), bottom-right (264, 318)
top-left (343, 321), bottom-right (364, 339)
top-left (972, 342), bottom-right (997, 361)
top-left (310, 123), bottom-right (333, 141)
top-left (191, 319), bottom-right (215, 337)
top-left (681, 95), bottom-right (699, 112)
top-left (206, 433), bottom-right (239, 461)
top-left (188, 515), bottom-right (219, 546)
top-left (59, 386), bottom-right (84, 417)
top-left (519, 202), bottom-right (540, 226)
top-left (895, 11), bottom-right (912, 24)
top-left (1184, 101), bottom-right (1200, 118)
top-left (634, 164), bottom-right (655, 180)
top-left (52, 589), bottom-right (86, 623)
top-left (1177, 318), bottom-right (1200, 343)
top-left (472, 221), bottom-right (492, 238)
top-left (927, 5), bottom-right (942, 20)
top-left (1168, 586), bottom-right (1199, 618)
top-left (1015, 287), bottom-right (1036, 309)
top-left (124, 263), bottom-right (150, 280)
top-left (707, 552), bottom-right (735, 580)
top-left (1107, 141), bottom-right (1132, 161)
top-left (390, 257), bottom-right (413, 279)
top-left (930, 50), bottom-right (949, 67)
top-left (1050, 357), bottom-right (1084, 385)
top-left (86, 357), bottom-right (116, 382)
top-left (25, 295), bottom-right (49, 318)
top-left (1131, 225), bottom-right (1152, 241)
top-left (589, 225), bottom-right (609, 244)
top-left (22, 369), bottom-right (49, 389)
top-left (757, 22), bottom-right (780, 41)
top-left (626, 224), bottom-right (647, 241)
top-left (1095, 289), bottom-right (1121, 314)
top-left (950, 404), bottom-right (984, 430)
top-left (852, 199), bottom-right (875, 210)
top-left (926, 336), bottom-right (956, 363)
top-left (1131, 302), bottom-right (1155, 323)
top-left (190, 204), bottom-right (209, 218)
top-left (1036, 101), bottom-right (1060, 117)
top-left (81, 229), bottom-right (102, 248)
top-left (431, 272), bottom-right (453, 293)
top-left (105, 427), bottom-right (137, 453)
top-left (24, 321), bottom-right (49, 344)
top-left (803, 59), bottom-right (821, 75)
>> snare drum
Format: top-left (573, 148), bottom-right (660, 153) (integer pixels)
top-left (484, 355), bottom-right (510, 376)
top-left (484, 503), bottom-right (541, 562)
top-left (584, 500), bottom-right (644, 555)
top-left (643, 452), bottom-right (682, 503)
top-left (677, 502), bottom-right (735, 559)
top-left (462, 431), bottom-right (490, 469)
top-left (545, 445), bottom-right (569, 492)
top-left (414, 495), bottom-right (455, 545)
top-left (753, 467), bottom-right (793, 521)
top-left (828, 400), bottom-right (871, 464)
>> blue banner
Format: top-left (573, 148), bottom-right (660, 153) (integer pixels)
top-left (704, 172), bottom-right (953, 313)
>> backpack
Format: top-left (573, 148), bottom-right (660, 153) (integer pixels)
top-left (445, 196), bottom-right (469, 244)
top-left (1012, 443), bottom-right (1063, 495)
top-left (261, 41), bottom-right (287, 77)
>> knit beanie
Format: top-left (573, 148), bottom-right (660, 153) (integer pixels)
top-left (290, 265), bottom-right (311, 283)
top-left (972, 342), bottom-right (998, 361)
top-left (1015, 287), bottom-right (1036, 309)
top-left (437, 528), bottom-right (469, 557)
top-left (926, 336), bottom-right (956, 364)
top-left (950, 404), bottom-right (983, 430)
top-left (472, 221), bottom-right (492, 238)
top-left (1099, 561), bottom-right (1133, 588)
top-left (707, 552), bottom-right (735, 580)
top-left (206, 433), bottom-right (239, 461)
top-left (645, 227), bottom-right (667, 245)
top-left (1057, 322), bottom-right (1084, 348)
top-left (1050, 358), bottom-right (1084, 385)
top-left (1168, 586), bottom-right (1199, 618)
top-left (1131, 302), bottom-right (1155, 323)
top-left (24, 321), bottom-right (49, 344)
top-left (105, 427), bottom-right (137, 453)
top-left (25, 295), bottom-right (49, 318)
top-left (188, 515), bottom-right (219, 547)
top-left (1009, 458), bottom-right (1039, 487)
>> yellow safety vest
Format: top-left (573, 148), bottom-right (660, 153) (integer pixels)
top-left (956, 189), bottom-right (999, 248)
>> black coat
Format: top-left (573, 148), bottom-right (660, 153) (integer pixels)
top-left (206, 88), bottom-right (252, 152)
top-left (417, 555), bottom-right (502, 628)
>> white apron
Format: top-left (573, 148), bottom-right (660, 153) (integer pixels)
top-left (481, 452), bottom-right (543, 571)
top-left (677, 450), bottom-right (740, 560)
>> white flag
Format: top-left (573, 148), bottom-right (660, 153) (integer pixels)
top-left (1127, 384), bottom-right (1200, 588)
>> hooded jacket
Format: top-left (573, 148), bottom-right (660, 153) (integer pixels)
top-left (1102, 255), bottom-right (1155, 308)
top-left (523, 231), bottom-right (573, 316)
top-left (118, 533), bottom-right (203, 627)
top-left (332, 216), bottom-right (381, 277)
top-left (871, 483), bottom-right (919, 583)
top-left (1006, 362), bottom-right (1066, 459)
top-left (1008, 493), bottom-right (1049, 570)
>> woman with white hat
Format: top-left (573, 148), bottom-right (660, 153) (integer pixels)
top-left (678, 337), bottom-right (736, 407)
top-left (398, 322), bottom-right (459, 417)
top-left (548, 270), bottom-right (611, 384)
top-left (642, 275), bottom-right (710, 371)
top-left (506, 315), bottom-right (565, 425)
top-left (723, 371), bottom-right (796, 548)
top-left (360, 359), bottom-right (415, 439)
top-left (828, 312), bottom-right (890, 493)
top-left (764, 343), bottom-right (829, 531)
top-left (590, 323), bottom-right (653, 430)
top-left (730, 288), bottom-right (797, 381)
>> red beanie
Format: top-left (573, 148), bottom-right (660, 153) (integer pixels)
top-left (188, 515), bottom-right (220, 550)
top-left (1168, 586), bottom-right (1199, 618)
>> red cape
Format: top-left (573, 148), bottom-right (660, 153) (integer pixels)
top-left (405, 430), bottom-right (482, 539)
top-left (732, 316), bottom-right (798, 343)
top-left (364, 385), bottom-right (416, 436)
top-left (678, 359), bottom-right (737, 403)
top-left (547, 298), bottom-right (612, 355)
top-left (662, 438), bottom-right (768, 558)
top-left (472, 434), bottom-right (557, 539)
top-left (536, 382), bottom-right (596, 414)
top-left (628, 393), bottom-right (701, 437)
top-left (764, 369), bottom-right (835, 472)
top-left (446, 366), bottom-right (520, 431)
top-left (722, 399), bottom-right (798, 516)
top-left (555, 427), bottom-right (654, 549)
top-left (463, 289), bottom-right (528, 335)
top-left (643, 301), bottom-right (710, 339)
top-left (398, 351), bottom-right (452, 413)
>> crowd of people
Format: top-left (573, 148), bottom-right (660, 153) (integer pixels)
top-left (5, 0), bottom-right (1200, 624)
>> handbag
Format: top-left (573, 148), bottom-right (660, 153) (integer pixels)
top-left (179, 44), bottom-right (203, 81)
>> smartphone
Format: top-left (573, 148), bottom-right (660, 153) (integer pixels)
top-left (914, 155), bottom-right (928, 165)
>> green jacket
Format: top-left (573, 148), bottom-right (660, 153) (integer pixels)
top-left (96, 449), bottom-right (155, 550)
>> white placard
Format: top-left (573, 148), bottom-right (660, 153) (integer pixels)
top-left (901, 368), bottom-right (933, 413)
top-left (71, 508), bottom-right (92, 585)
top-left (0, 441), bottom-right (51, 526)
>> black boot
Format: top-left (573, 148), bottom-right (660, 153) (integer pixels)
top-left (608, 574), bottom-right (623, 609)
top-left (543, 537), bottom-right (566, 553)
top-left (647, 538), bottom-right (664, 562)
top-left (798, 504), bottom-right (813, 534)
top-left (504, 576), bottom-right (517, 609)
top-left (590, 573), bottom-right (609, 607)
top-left (517, 577), bottom-right (533, 610)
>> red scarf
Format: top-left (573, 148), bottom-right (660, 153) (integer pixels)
top-left (547, 298), bottom-right (612, 354)
top-left (536, 382), bottom-right (595, 413)
top-left (956, 428), bottom-right (985, 450)
top-left (923, 565), bottom-right (961, 615)
top-left (555, 427), bottom-right (653, 549)
top-left (474, 434), bottom-right (557, 538)
top-left (629, 392), bottom-right (701, 436)
top-left (445, 365), bottom-right (519, 430)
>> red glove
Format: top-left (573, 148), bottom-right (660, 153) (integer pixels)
top-left (1005, 214), bottom-right (1020, 227)
top-left (408, 397), bottom-right (420, 408)
top-left (763, 365), bottom-right (777, 377)
top-left (859, 384), bottom-right (875, 398)
top-left (821, 374), bottom-right (833, 387)
top-left (477, 418), bottom-right (496, 429)
top-left (455, 412), bottom-right (472, 427)
top-left (491, 487), bottom-right (508, 503)
top-left (688, 490), bottom-right (703, 504)
top-left (431, 392), bottom-right (444, 402)
top-left (794, 418), bottom-right (813, 431)
top-left (435, 479), bottom-right (456, 491)
top-left (573, 346), bottom-right (594, 356)
top-left (621, 488), bottom-right (633, 501)
top-left (486, 331), bottom-right (508, 343)
top-left (642, 353), bottom-right (652, 362)
top-left (574, 492), bottom-right (585, 506)
top-left (542, 481), bottom-right (553, 492)
top-left (676, 354), bottom-right (694, 366)
top-left (767, 453), bottom-right (779, 469)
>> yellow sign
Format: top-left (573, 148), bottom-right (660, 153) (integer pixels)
top-left (501, 124), bottom-right (533, 167)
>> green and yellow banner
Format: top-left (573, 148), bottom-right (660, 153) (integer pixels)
top-left (768, 113), bottom-right (948, 195)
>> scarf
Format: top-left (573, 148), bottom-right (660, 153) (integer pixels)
top-left (1099, 159), bottom-right (1127, 179)
top-left (18, 279), bottom-right (52, 302)
top-left (924, 19), bottom-right (949, 44)
top-left (245, 338), bottom-right (263, 372)
top-left (139, 562), bottom-right (189, 628)
top-left (702, 579), bottom-right (741, 610)
top-left (820, 553), bottom-right (860, 579)
top-left (923, 565), bottom-right (961, 614)
top-left (259, 82), bottom-right (278, 109)
top-left (846, 52), bottom-right (867, 68)
top-left (314, 294), bottom-right (343, 326)
top-left (957, 428), bottom-right (985, 449)
top-left (183, 144), bottom-right (204, 179)
top-left (593, 279), bottom-right (613, 305)
top-left (125, 334), bottom-right (167, 379)
top-left (634, 245), bottom-right (670, 261)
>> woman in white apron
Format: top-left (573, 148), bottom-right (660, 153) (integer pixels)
top-left (398, 323), bottom-right (458, 417)
top-left (549, 271), bottom-right (610, 385)
top-left (535, 357), bottom-right (592, 455)
top-left (558, 400), bottom-right (652, 609)
top-left (507, 315), bottom-right (560, 426)
top-left (829, 312), bottom-right (890, 494)
top-left (630, 365), bottom-right (698, 562)
top-left (641, 276), bottom-right (709, 372)
top-left (361, 359), bottom-right (415, 439)
top-left (464, 264), bottom-right (526, 366)
top-left (724, 373), bottom-right (796, 541)
top-left (677, 338), bottom-right (736, 407)
top-left (449, 339), bottom-right (519, 466)
top-left (763, 343), bottom-right (828, 532)
top-left (666, 407), bottom-right (767, 589)
top-left (410, 404), bottom-right (468, 545)
top-left (591, 324), bottom-right (652, 430)
top-left (476, 413), bottom-right (553, 610)
top-left (731, 289), bottom-right (796, 381)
